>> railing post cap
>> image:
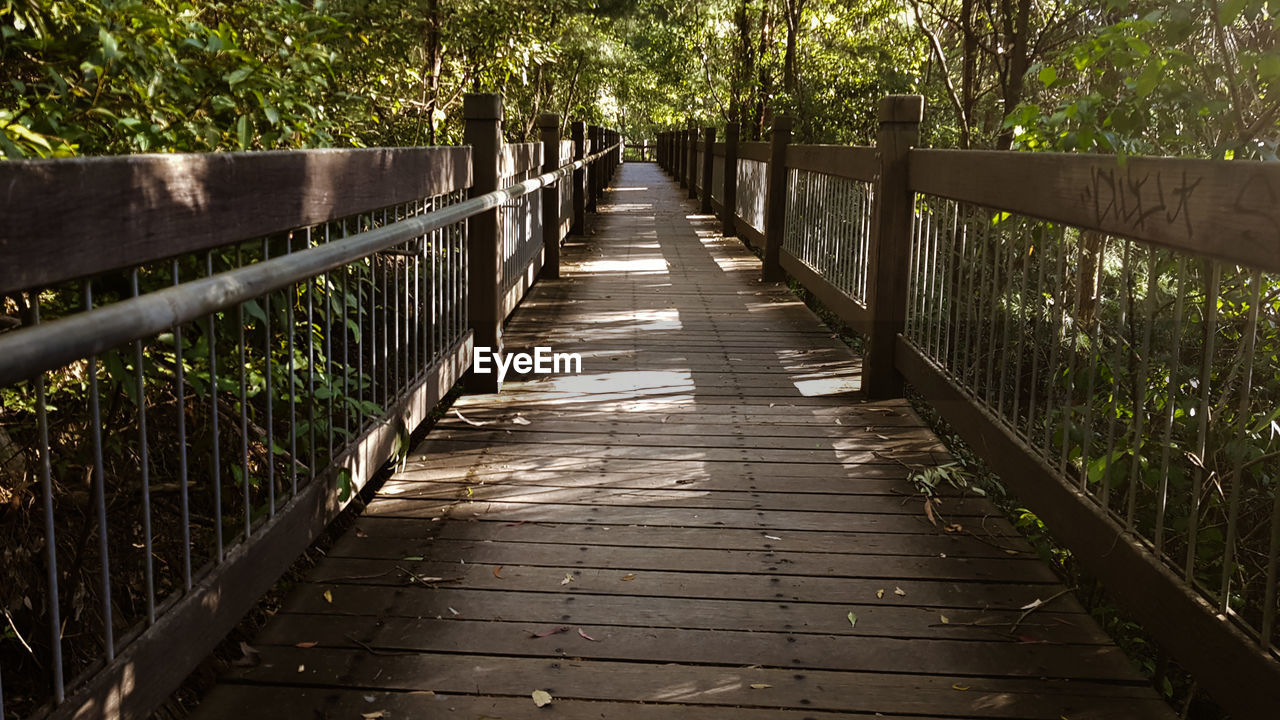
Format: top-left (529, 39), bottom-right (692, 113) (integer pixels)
top-left (537, 113), bottom-right (561, 128)
top-left (879, 95), bottom-right (924, 124)
top-left (464, 93), bottom-right (503, 120)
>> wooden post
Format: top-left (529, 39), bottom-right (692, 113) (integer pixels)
top-left (587, 125), bottom-right (599, 212)
top-left (762, 115), bottom-right (792, 282)
top-left (538, 113), bottom-right (561, 280)
top-left (464, 93), bottom-right (503, 393)
top-left (701, 126), bottom-right (715, 214)
top-left (687, 121), bottom-right (697, 199)
top-left (571, 121), bottom-right (585, 235)
top-left (722, 122), bottom-right (738, 236)
top-left (865, 95), bottom-right (924, 400)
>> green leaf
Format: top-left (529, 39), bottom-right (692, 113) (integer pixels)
top-left (1134, 60), bottom-right (1164, 99)
top-left (98, 28), bottom-right (121, 61)
top-left (237, 115), bottom-right (251, 150)
top-left (1038, 66), bottom-right (1057, 87)
top-left (847, 612), bottom-right (857, 628)
top-left (226, 66), bottom-right (254, 87)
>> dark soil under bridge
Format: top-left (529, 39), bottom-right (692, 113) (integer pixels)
top-left (193, 162), bottom-right (1174, 719)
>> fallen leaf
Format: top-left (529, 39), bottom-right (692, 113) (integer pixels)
top-left (940, 615), bottom-right (950, 624)
top-left (876, 588), bottom-right (885, 599)
top-left (295, 641), bottom-right (318, 648)
top-left (847, 612), bottom-right (857, 628)
top-left (361, 712), bottom-right (385, 719)
top-left (493, 566), bottom-right (504, 579)
top-left (749, 683), bottom-right (772, 690)
top-left (620, 573), bottom-right (636, 581)
top-left (1020, 598), bottom-right (1044, 611)
top-left (560, 572), bottom-right (575, 586)
top-left (454, 409), bottom-right (490, 426)
top-left (323, 589), bottom-right (333, 604)
top-left (894, 587), bottom-right (906, 597)
top-left (577, 628), bottom-right (597, 641)
top-left (448, 607), bottom-right (459, 616)
top-left (763, 534), bottom-right (782, 541)
top-left (530, 626), bottom-right (570, 638)
top-left (297, 664), bottom-right (305, 673)
top-left (924, 499), bottom-right (938, 527)
top-left (531, 690), bottom-right (553, 707)
top-left (232, 641), bottom-right (261, 667)
top-left (402, 556), bottom-right (424, 561)
top-left (511, 415), bottom-right (532, 425)
top-left (952, 684), bottom-right (970, 691)
top-left (355, 527), bottom-right (369, 538)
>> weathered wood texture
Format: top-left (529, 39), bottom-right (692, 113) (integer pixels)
top-left (195, 163), bottom-right (1174, 720)
top-left (0, 147), bottom-right (471, 295)
top-left (909, 149), bottom-right (1280, 273)
top-left (786, 144), bottom-right (877, 181)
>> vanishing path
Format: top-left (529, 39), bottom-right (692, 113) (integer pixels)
top-left (196, 163), bottom-right (1173, 719)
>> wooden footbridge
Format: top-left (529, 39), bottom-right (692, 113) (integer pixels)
top-left (2, 94), bottom-right (1278, 719)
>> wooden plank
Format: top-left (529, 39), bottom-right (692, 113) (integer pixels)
top-left (786, 144), bottom-right (877, 181)
top-left (895, 335), bottom-right (1280, 716)
top-left (0, 147), bottom-right (472, 294)
top-left (360, 499), bottom-right (1007, 536)
top-left (367, 485), bottom-right (998, 520)
top-left (196, 685), bottom-right (952, 720)
top-left (417, 427), bottom-right (944, 452)
top-left (279, 585), bottom-right (1092, 642)
top-left (781, 248), bottom-right (873, 334)
top-left (739, 141), bottom-right (771, 162)
top-left (909, 148), bottom-right (1280, 273)
top-left (210, 649), bottom-right (1171, 719)
top-left (325, 537), bottom-right (1056, 583)
top-left (306, 560), bottom-right (1058, 610)
top-left (499, 141), bottom-right (542, 177)
top-left (361, 517), bottom-right (1036, 557)
top-left (255, 614), bottom-right (1143, 681)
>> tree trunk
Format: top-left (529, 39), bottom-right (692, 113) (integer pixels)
top-left (755, 3), bottom-right (772, 139)
top-left (424, 0), bottom-right (442, 146)
top-left (783, 0), bottom-right (804, 94)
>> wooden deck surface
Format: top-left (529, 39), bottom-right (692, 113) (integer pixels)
top-left (195, 163), bottom-right (1175, 719)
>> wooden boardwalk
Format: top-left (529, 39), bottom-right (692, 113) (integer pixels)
top-left (196, 163), bottom-right (1174, 719)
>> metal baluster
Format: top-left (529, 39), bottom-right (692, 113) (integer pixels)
top-left (1126, 249), bottom-right (1159, 531)
top-left (1186, 260), bottom-right (1221, 581)
top-left (84, 281), bottom-right (115, 658)
top-left (1041, 225), bottom-right (1069, 460)
top-left (305, 228), bottom-right (317, 484)
top-left (237, 246), bottom-right (251, 539)
top-left (1099, 239), bottom-right (1128, 509)
top-left (34, 297), bottom-right (66, 703)
top-left (130, 271), bottom-right (155, 623)
top-left (1219, 269), bottom-right (1263, 611)
top-left (995, 216), bottom-right (1019, 422)
top-left (204, 253), bottom-right (223, 561)
top-left (171, 263), bottom-right (192, 589)
top-left (1154, 255), bottom-right (1187, 555)
top-left (286, 232), bottom-right (298, 497)
top-left (262, 239), bottom-right (275, 517)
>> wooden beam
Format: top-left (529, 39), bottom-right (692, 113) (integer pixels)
top-left (786, 145), bottom-right (877, 182)
top-left (0, 148), bottom-right (470, 295)
top-left (909, 149), bottom-right (1280, 273)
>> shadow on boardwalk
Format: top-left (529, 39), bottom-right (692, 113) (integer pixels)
top-left (195, 163), bottom-right (1174, 719)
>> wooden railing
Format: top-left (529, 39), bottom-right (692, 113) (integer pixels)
top-left (658, 99), bottom-right (1280, 717)
top-left (0, 94), bottom-right (619, 720)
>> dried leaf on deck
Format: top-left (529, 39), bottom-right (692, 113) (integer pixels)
top-left (560, 572), bottom-right (575, 585)
top-left (749, 683), bottom-right (772, 689)
top-left (876, 588), bottom-right (885, 599)
top-left (577, 628), bottom-right (597, 641)
top-left (295, 641), bottom-right (318, 648)
top-left (323, 589), bottom-right (333, 604)
top-left (620, 573), bottom-right (636, 581)
top-left (493, 566), bottom-right (504, 579)
top-left (532, 690), bottom-right (553, 707)
top-left (894, 587), bottom-right (906, 597)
